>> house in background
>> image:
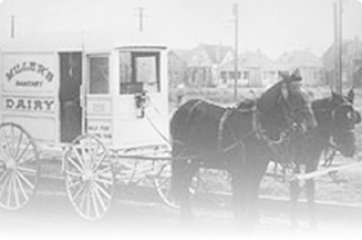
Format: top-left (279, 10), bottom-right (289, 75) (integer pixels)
top-left (168, 49), bottom-right (191, 88)
top-left (168, 45), bottom-right (324, 88)
top-left (219, 50), bottom-right (287, 87)
top-left (322, 38), bottom-right (362, 88)
top-left (277, 50), bottom-right (323, 86)
top-left (186, 44), bottom-right (234, 87)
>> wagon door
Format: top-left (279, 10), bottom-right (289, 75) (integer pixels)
top-left (59, 52), bottom-right (82, 143)
top-left (84, 53), bottom-right (113, 145)
top-left (115, 48), bottom-right (169, 148)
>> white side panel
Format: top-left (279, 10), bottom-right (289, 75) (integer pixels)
top-left (85, 96), bottom-right (113, 146)
top-left (112, 93), bottom-right (169, 149)
top-left (2, 115), bottom-right (56, 142)
top-left (0, 52), bottom-right (59, 143)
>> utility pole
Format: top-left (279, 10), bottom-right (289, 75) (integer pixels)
top-left (11, 15), bottom-right (15, 38)
top-left (233, 3), bottom-right (239, 100)
top-left (137, 7), bottom-right (144, 32)
top-left (338, 0), bottom-right (343, 94)
top-left (333, 0), bottom-right (343, 94)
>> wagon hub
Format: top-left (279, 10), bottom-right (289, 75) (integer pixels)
top-left (83, 168), bottom-right (94, 182)
top-left (6, 158), bottom-right (17, 170)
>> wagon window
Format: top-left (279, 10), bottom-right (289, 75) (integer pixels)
top-left (119, 51), bottom-right (160, 94)
top-left (89, 56), bottom-right (109, 94)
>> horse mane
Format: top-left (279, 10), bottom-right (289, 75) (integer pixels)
top-left (256, 79), bottom-right (284, 113)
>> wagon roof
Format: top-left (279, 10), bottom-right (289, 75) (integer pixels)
top-left (1, 31), bottom-right (167, 53)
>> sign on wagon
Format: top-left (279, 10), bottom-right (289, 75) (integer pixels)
top-left (2, 54), bottom-right (56, 93)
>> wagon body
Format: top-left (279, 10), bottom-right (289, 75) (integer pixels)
top-left (0, 33), bottom-right (169, 149)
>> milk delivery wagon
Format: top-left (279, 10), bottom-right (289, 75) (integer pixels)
top-left (0, 33), bottom-right (172, 220)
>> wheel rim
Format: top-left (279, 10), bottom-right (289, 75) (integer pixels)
top-left (154, 163), bottom-right (179, 209)
top-left (154, 162), bottom-right (198, 209)
top-left (65, 135), bottom-right (114, 220)
top-left (0, 123), bottom-right (39, 210)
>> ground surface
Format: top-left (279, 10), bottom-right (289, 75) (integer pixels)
top-left (2, 175), bottom-right (362, 240)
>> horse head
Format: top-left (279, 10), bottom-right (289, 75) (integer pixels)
top-left (327, 89), bottom-right (361, 157)
top-left (256, 69), bottom-right (317, 141)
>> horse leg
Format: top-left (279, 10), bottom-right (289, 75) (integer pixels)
top-left (230, 170), bottom-right (247, 224)
top-left (245, 159), bottom-right (269, 226)
top-left (290, 165), bottom-right (301, 229)
top-left (171, 157), bottom-right (199, 224)
top-left (306, 163), bottom-right (318, 230)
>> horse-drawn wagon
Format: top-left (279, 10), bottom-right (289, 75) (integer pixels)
top-left (0, 33), bottom-right (172, 220)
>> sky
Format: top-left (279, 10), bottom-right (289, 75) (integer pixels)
top-left (0, 0), bottom-right (361, 59)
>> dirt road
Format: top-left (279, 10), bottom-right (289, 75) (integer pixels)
top-left (1, 175), bottom-right (362, 240)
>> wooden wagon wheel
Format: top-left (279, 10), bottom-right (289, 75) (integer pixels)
top-left (64, 135), bottom-right (114, 220)
top-left (154, 161), bottom-right (198, 209)
top-left (0, 123), bottom-right (40, 210)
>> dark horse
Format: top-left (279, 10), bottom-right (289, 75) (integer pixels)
top-left (170, 70), bottom-right (317, 226)
top-left (289, 89), bottom-right (361, 229)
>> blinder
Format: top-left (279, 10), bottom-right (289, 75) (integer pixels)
top-left (332, 101), bottom-right (360, 130)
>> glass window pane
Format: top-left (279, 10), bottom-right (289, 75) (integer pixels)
top-left (119, 51), bottom-right (160, 95)
top-left (136, 56), bottom-right (157, 92)
top-left (119, 52), bottom-right (132, 84)
top-left (89, 57), bottom-right (109, 94)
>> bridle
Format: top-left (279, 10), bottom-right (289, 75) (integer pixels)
top-left (315, 97), bottom-right (359, 166)
top-left (278, 91), bottom-right (314, 134)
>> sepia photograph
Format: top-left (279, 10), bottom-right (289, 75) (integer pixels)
top-left (0, 0), bottom-right (362, 239)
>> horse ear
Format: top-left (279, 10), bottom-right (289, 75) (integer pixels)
top-left (331, 90), bottom-right (337, 99)
top-left (291, 68), bottom-right (302, 82)
top-left (281, 82), bottom-right (289, 99)
top-left (278, 71), bottom-right (286, 79)
top-left (347, 89), bottom-right (355, 103)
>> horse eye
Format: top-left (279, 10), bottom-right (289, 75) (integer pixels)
top-left (346, 111), bottom-right (354, 120)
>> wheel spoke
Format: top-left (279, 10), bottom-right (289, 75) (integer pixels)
top-left (66, 170), bottom-right (82, 178)
top-left (14, 130), bottom-right (23, 160)
top-left (94, 176), bottom-right (113, 186)
top-left (93, 186), bottom-right (107, 213)
top-left (91, 142), bottom-right (100, 164)
top-left (12, 173), bottom-right (20, 208)
top-left (15, 141), bottom-right (31, 163)
top-left (94, 166), bottom-right (112, 178)
top-left (18, 153), bottom-right (36, 165)
top-left (0, 170), bottom-right (9, 184)
top-left (93, 181), bottom-right (112, 200)
top-left (15, 173), bottom-right (29, 202)
top-left (17, 166), bottom-right (37, 176)
top-left (86, 187), bottom-right (91, 217)
top-left (90, 186), bottom-right (101, 218)
top-left (67, 178), bottom-right (82, 189)
top-left (92, 152), bottom-right (107, 172)
top-left (71, 182), bottom-right (86, 201)
top-left (0, 172), bottom-right (11, 201)
top-left (6, 174), bottom-right (13, 207)
top-left (1, 128), bottom-right (11, 158)
top-left (80, 140), bottom-right (89, 166)
top-left (67, 156), bottom-right (83, 173)
top-left (78, 185), bottom-right (87, 213)
top-left (17, 169), bottom-right (35, 191)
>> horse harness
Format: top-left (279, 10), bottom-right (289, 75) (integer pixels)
top-left (217, 103), bottom-right (296, 167)
top-left (172, 99), bottom-right (298, 167)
